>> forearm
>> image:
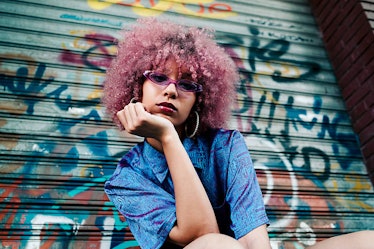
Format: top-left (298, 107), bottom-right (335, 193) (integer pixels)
top-left (161, 132), bottom-right (219, 245)
top-left (238, 225), bottom-right (271, 249)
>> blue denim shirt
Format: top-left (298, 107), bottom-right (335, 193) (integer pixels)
top-left (104, 129), bottom-right (269, 249)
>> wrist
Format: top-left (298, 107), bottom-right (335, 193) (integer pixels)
top-left (160, 127), bottom-right (179, 145)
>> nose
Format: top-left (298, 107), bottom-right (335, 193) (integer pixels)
top-left (163, 81), bottom-right (178, 99)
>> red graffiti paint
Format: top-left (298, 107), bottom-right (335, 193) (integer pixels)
top-left (59, 33), bottom-right (115, 72)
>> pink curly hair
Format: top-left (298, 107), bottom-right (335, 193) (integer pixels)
top-left (102, 17), bottom-right (239, 133)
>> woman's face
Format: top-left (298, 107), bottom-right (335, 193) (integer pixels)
top-left (141, 59), bottom-right (197, 134)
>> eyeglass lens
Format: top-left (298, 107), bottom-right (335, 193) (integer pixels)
top-left (144, 71), bottom-right (202, 92)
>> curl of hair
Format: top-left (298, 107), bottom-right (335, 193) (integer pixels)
top-left (102, 17), bottom-right (239, 132)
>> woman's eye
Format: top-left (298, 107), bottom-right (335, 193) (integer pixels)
top-left (179, 80), bottom-right (195, 90)
top-left (152, 74), bottom-right (168, 82)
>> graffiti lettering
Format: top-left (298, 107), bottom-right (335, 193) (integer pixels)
top-left (0, 63), bottom-right (54, 114)
top-left (60, 13), bottom-right (124, 27)
top-left (248, 26), bottom-right (320, 82)
top-left (60, 33), bottom-right (116, 72)
top-left (87, 0), bottom-right (236, 19)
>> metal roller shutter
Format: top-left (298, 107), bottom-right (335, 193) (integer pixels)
top-left (1, 0), bottom-right (373, 248)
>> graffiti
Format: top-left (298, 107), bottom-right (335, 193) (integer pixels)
top-left (0, 177), bottom-right (134, 248)
top-left (0, 63), bottom-right (54, 114)
top-left (248, 17), bottom-right (300, 30)
top-left (223, 25), bottom-right (320, 133)
top-left (60, 14), bottom-right (124, 28)
top-left (60, 32), bottom-right (116, 72)
top-left (222, 25), bottom-right (364, 188)
top-left (246, 26), bottom-right (320, 81)
top-left (0, 45), bottom-right (139, 247)
top-left (87, 0), bottom-right (237, 19)
top-left (220, 23), bottom-right (373, 247)
top-left (1, 3), bottom-right (373, 249)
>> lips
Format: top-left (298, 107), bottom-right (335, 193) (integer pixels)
top-left (156, 102), bottom-right (177, 112)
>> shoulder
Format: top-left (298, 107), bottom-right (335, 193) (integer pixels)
top-left (195, 129), bottom-right (247, 161)
top-left (106, 143), bottom-right (145, 183)
top-left (118, 142), bottom-right (145, 168)
top-left (203, 128), bottom-right (244, 147)
top-left (117, 141), bottom-right (163, 177)
top-left (105, 142), bottom-right (158, 189)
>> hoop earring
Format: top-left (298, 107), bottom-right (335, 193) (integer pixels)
top-left (185, 111), bottom-right (199, 138)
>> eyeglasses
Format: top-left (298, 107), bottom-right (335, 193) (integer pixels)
top-left (143, 70), bottom-right (203, 93)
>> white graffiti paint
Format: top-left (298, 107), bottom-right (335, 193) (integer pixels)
top-left (25, 214), bottom-right (84, 249)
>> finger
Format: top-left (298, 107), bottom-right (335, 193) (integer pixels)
top-left (126, 102), bottom-right (140, 128)
top-left (133, 102), bottom-right (149, 120)
top-left (116, 108), bottom-right (129, 130)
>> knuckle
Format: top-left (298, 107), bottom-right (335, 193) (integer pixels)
top-left (126, 125), bottom-right (136, 133)
top-left (137, 116), bottom-right (146, 124)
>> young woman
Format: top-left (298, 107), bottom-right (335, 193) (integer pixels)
top-left (103, 17), bottom-right (271, 249)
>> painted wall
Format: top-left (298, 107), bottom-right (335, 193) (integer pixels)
top-left (1, 0), bottom-right (373, 248)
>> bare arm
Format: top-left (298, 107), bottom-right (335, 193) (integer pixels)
top-left (238, 225), bottom-right (271, 249)
top-left (161, 131), bottom-right (219, 245)
top-left (117, 102), bottom-right (219, 246)
top-left (306, 231), bottom-right (374, 249)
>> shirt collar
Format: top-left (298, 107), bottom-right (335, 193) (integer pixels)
top-left (142, 137), bottom-right (207, 183)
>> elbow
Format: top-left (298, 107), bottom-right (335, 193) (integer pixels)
top-left (169, 223), bottom-right (220, 246)
top-left (199, 224), bottom-right (220, 235)
top-left (195, 224), bottom-right (220, 239)
top-left (191, 221), bottom-right (220, 240)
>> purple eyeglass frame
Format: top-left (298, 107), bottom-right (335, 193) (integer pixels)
top-left (143, 70), bottom-right (203, 92)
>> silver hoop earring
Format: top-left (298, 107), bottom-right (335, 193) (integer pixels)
top-left (130, 97), bottom-right (138, 104)
top-left (185, 111), bottom-right (199, 138)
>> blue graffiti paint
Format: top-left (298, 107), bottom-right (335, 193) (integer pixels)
top-left (248, 26), bottom-right (321, 82)
top-left (0, 63), bottom-right (54, 114)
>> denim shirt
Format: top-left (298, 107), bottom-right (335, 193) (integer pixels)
top-left (104, 129), bottom-right (269, 249)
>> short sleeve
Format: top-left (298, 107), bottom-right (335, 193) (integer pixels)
top-left (225, 131), bottom-right (269, 239)
top-left (104, 161), bottom-right (176, 249)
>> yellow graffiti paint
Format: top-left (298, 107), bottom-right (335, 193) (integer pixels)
top-left (88, 76), bottom-right (104, 100)
top-left (131, 1), bottom-right (170, 17)
top-left (61, 30), bottom-right (93, 50)
top-left (133, 1), bottom-right (236, 19)
top-left (265, 61), bottom-right (301, 79)
top-left (87, 0), bottom-right (236, 19)
top-left (345, 175), bottom-right (373, 192)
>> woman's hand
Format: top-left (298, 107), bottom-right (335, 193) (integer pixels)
top-left (116, 101), bottom-right (175, 141)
